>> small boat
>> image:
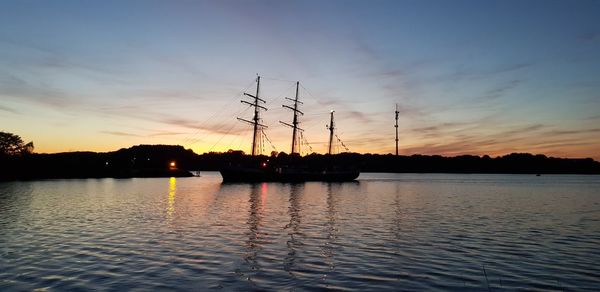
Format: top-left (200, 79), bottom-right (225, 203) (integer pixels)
top-left (219, 76), bottom-right (359, 182)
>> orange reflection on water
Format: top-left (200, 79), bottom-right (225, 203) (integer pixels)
top-left (261, 182), bottom-right (267, 208)
top-left (167, 177), bottom-right (176, 218)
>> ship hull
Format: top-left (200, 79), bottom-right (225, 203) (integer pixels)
top-left (220, 166), bottom-right (359, 182)
top-left (220, 166), bottom-right (276, 182)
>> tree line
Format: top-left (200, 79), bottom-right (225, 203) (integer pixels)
top-left (1, 131), bottom-right (599, 180)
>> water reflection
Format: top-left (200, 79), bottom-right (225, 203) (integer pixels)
top-left (323, 183), bottom-right (340, 272)
top-left (166, 177), bottom-right (176, 219)
top-left (393, 183), bottom-right (402, 240)
top-left (245, 183), bottom-right (265, 272)
top-left (284, 183), bottom-right (304, 275)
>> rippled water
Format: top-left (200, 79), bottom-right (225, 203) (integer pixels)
top-left (1, 173), bottom-right (599, 291)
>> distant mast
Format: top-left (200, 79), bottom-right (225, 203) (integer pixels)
top-left (395, 104), bottom-right (399, 156)
top-left (327, 110), bottom-right (335, 155)
top-left (238, 76), bottom-right (267, 156)
top-left (280, 81), bottom-right (304, 154)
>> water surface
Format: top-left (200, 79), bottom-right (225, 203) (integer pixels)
top-left (1, 173), bottom-right (599, 290)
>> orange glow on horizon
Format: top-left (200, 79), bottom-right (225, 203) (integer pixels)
top-left (26, 130), bottom-right (600, 162)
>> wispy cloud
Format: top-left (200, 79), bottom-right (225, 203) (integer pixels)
top-left (480, 79), bottom-right (523, 100)
top-left (352, 32), bottom-right (381, 63)
top-left (147, 131), bottom-right (186, 137)
top-left (585, 114), bottom-right (600, 120)
top-left (0, 73), bottom-right (77, 108)
top-left (345, 110), bottom-right (373, 124)
top-left (410, 122), bottom-right (470, 134)
top-left (395, 103), bottom-right (434, 118)
top-left (432, 62), bottom-right (533, 84)
top-left (0, 104), bottom-right (19, 114)
top-left (500, 124), bottom-right (546, 136)
top-left (100, 130), bottom-right (186, 138)
top-left (100, 131), bottom-right (142, 137)
top-left (0, 38), bottom-right (131, 81)
top-left (161, 117), bottom-right (247, 135)
top-left (161, 118), bottom-right (203, 129)
top-left (544, 128), bottom-right (600, 136)
top-left (488, 63), bottom-right (533, 75)
top-left (578, 32), bottom-right (600, 42)
top-left (372, 68), bottom-right (405, 79)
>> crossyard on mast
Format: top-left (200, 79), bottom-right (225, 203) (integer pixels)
top-left (280, 81), bottom-right (304, 155)
top-left (238, 76), bottom-right (268, 156)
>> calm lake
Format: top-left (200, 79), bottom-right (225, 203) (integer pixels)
top-left (1, 173), bottom-right (599, 291)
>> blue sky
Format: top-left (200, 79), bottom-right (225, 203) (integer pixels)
top-left (1, 0), bottom-right (599, 159)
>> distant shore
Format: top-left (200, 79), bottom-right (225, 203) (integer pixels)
top-left (1, 145), bottom-right (599, 181)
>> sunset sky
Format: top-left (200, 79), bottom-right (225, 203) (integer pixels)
top-left (1, 0), bottom-right (599, 160)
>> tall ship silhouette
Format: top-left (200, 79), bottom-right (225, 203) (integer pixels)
top-left (219, 76), bottom-right (360, 182)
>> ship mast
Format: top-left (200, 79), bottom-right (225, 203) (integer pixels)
top-left (395, 104), bottom-right (399, 156)
top-left (280, 81), bottom-right (304, 154)
top-left (327, 110), bottom-right (335, 155)
top-left (238, 76), bottom-right (267, 156)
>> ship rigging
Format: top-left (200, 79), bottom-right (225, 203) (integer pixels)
top-left (219, 75), bottom-right (360, 182)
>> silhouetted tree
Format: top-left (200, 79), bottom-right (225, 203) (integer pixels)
top-left (0, 131), bottom-right (34, 157)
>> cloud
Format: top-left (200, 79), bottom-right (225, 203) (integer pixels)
top-left (480, 79), bottom-right (523, 100)
top-left (585, 114), bottom-right (600, 120)
top-left (578, 32), bottom-right (600, 42)
top-left (499, 124), bottom-right (546, 137)
top-left (0, 74), bottom-right (77, 108)
top-left (345, 110), bottom-right (373, 124)
top-left (100, 130), bottom-right (186, 138)
top-left (161, 117), bottom-right (248, 135)
top-left (100, 131), bottom-right (142, 137)
top-left (147, 131), bottom-right (187, 137)
top-left (402, 143), bottom-right (479, 156)
top-left (299, 95), bottom-right (378, 124)
top-left (336, 135), bottom-right (390, 152)
top-left (161, 118), bottom-right (203, 129)
top-left (409, 122), bottom-right (469, 134)
top-left (433, 62), bottom-right (533, 84)
top-left (373, 68), bottom-right (406, 79)
top-left (354, 35), bottom-right (381, 62)
top-left (395, 103), bottom-right (429, 118)
top-left (0, 104), bottom-right (19, 114)
top-left (544, 128), bottom-right (600, 136)
top-left (1, 38), bottom-right (131, 82)
top-left (488, 63), bottom-right (532, 75)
